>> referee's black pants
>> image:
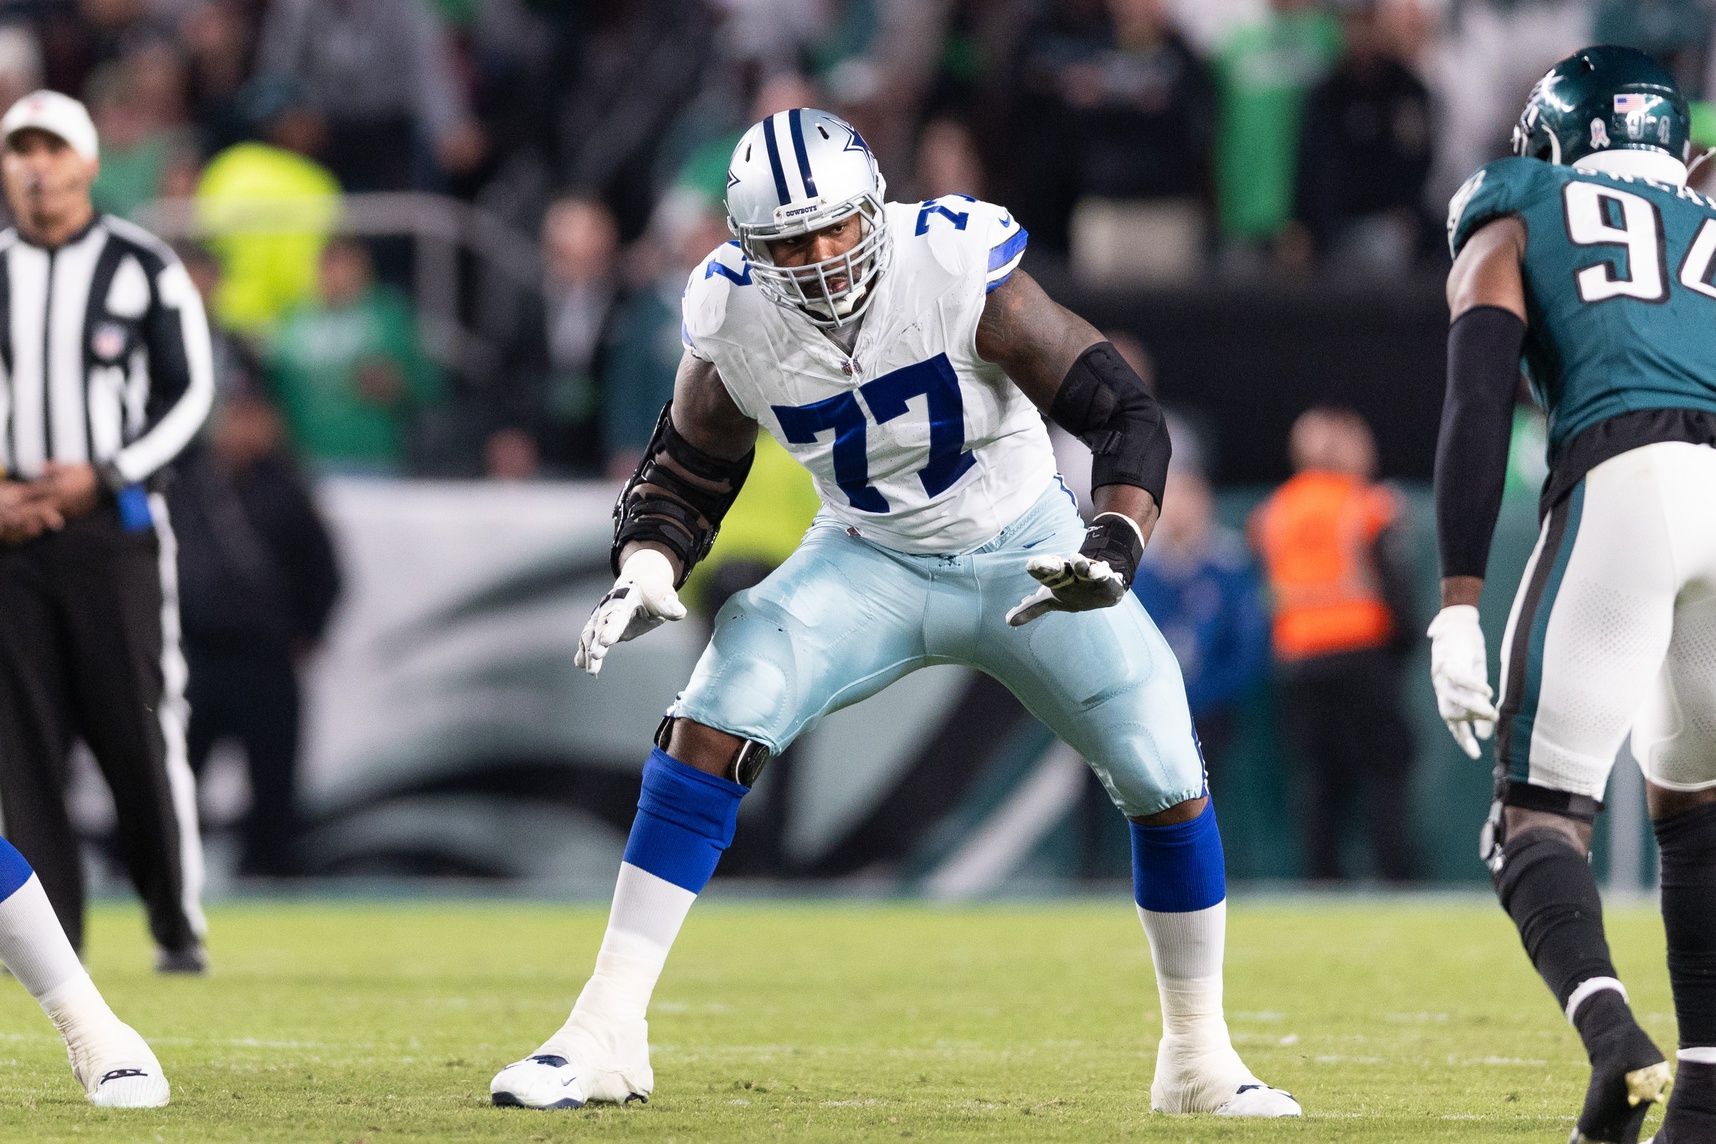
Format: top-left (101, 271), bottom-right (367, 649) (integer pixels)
top-left (0, 500), bottom-right (204, 953)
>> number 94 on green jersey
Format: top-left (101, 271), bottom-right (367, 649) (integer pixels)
top-left (1448, 155), bottom-right (1716, 455)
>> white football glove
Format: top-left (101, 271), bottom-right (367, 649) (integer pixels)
top-left (575, 549), bottom-right (687, 677)
top-left (1427, 604), bottom-right (1498, 760)
top-left (1005, 553), bottom-right (1128, 627)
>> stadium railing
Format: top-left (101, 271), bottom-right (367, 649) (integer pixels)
top-left (134, 193), bottom-right (543, 385)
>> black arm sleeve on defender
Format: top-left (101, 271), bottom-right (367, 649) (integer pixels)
top-left (612, 403), bottom-right (754, 587)
top-left (1435, 305), bottom-right (1527, 579)
top-left (1046, 341), bottom-right (1171, 505)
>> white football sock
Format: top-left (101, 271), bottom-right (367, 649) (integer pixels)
top-left (0, 874), bottom-right (113, 1029)
top-left (1138, 901), bottom-right (1233, 1047)
top-left (568, 862), bottom-right (697, 1022)
top-left (1680, 1046), bottom-right (1716, 1065)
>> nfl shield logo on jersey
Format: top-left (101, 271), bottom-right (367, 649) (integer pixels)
top-left (90, 320), bottom-right (126, 361)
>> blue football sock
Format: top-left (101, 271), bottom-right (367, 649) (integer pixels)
top-left (1131, 801), bottom-right (1227, 914)
top-left (0, 837), bottom-right (33, 902)
top-left (620, 748), bottom-right (749, 895)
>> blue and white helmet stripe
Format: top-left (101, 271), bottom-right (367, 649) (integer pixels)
top-left (787, 109), bottom-right (819, 199)
top-left (762, 113), bottom-right (791, 204)
top-left (725, 108), bottom-right (891, 328)
top-left (759, 110), bottom-right (825, 205)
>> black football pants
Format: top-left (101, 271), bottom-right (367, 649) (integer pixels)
top-left (0, 502), bottom-right (203, 952)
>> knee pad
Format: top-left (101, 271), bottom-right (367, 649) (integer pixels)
top-left (1480, 777), bottom-right (1601, 874)
top-left (654, 716), bottom-right (774, 786)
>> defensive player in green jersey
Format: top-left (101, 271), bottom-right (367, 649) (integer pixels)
top-left (1430, 46), bottom-right (1716, 1144)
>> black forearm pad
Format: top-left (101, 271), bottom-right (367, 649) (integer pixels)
top-left (1436, 306), bottom-right (1526, 579)
top-left (1048, 341), bottom-right (1171, 506)
top-left (612, 403), bottom-right (754, 585)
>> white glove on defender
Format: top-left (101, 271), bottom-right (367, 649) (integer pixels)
top-left (575, 549), bottom-right (686, 677)
top-left (1426, 604), bottom-right (1498, 759)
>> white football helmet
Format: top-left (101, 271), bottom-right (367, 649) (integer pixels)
top-left (724, 108), bottom-right (891, 327)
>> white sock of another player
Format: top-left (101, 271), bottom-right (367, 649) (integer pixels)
top-left (563, 748), bottom-right (748, 1028)
top-left (1131, 802), bottom-right (1237, 1055)
top-left (0, 842), bottom-right (114, 1032)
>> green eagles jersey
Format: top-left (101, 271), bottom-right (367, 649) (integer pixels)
top-left (1447, 155), bottom-right (1716, 459)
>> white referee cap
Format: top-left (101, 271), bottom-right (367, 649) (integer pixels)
top-left (0, 90), bottom-right (98, 162)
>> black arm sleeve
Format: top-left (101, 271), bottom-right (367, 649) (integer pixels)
top-left (1435, 305), bottom-right (1526, 579)
top-left (1046, 341), bottom-right (1171, 505)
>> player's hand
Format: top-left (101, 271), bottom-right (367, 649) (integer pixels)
top-left (575, 549), bottom-right (687, 677)
top-left (1427, 604), bottom-right (1497, 759)
top-left (1005, 553), bottom-right (1127, 627)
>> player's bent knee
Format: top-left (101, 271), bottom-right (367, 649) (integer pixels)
top-left (1131, 795), bottom-right (1209, 827)
top-left (659, 717), bottom-right (773, 785)
top-left (1482, 780), bottom-right (1599, 868)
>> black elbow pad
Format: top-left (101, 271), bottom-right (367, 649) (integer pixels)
top-left (1047, 341), bottom-right (1171, 504)
top-left (612, 403), bottom-right (754, 585)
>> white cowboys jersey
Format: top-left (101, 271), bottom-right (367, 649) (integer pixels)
top-left (681, 195), bottom-right (1056, 555)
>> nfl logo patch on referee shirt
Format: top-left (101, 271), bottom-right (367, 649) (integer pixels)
top-left (90, 321), bottom-right (126, 360)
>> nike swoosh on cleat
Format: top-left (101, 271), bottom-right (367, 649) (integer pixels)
top-left (99, 1069), bottom-right (149, 1084)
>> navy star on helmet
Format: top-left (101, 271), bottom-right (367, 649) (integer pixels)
top-left (724, 108), bottom-right (890, 328)
top-left (1511, 45), bottom-right (1690, 168)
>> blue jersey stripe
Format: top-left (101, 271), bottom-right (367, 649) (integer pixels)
top-left (788, 108), bottom-right (818, 199)
top-left (987, 226), bottom-right (1029, 273)
top-left (763, 114), bottom-right (790, 204)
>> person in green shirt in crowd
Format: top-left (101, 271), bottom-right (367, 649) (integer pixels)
top-left (266, 238), bottom-right (441, 474)
top-left (87, 52), bottom-right (196, 220)
top-left (1212, 0), bottom-right (1341, 261)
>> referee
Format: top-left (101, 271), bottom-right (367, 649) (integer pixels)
top-left (0, 91), bottom-right (214, 972)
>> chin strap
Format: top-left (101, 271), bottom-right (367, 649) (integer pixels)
top-left (1690, 146), bottom-right (1716, 181)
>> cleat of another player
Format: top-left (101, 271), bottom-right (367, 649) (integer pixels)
top-left (491, 1011), bottom-right (652, 1109)
top-left (490, 1055), bottom-right (586, 1110)
top-left (1574, 1058), bottom-right (1673, 1143)
top-left (1151, 1038), bottom-right (1301, 1117)
top-left (64, 1021), bottom-right (169, 1108)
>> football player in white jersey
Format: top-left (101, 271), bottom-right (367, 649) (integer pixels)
top-left (490, 108), bottom-right (1299, 1119)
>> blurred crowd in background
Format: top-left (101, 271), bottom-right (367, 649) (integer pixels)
top-left (0, 0), bottom-right (1703, 484)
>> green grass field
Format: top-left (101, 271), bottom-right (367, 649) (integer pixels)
top-left (0, 895), bottom-right (1678, 1142)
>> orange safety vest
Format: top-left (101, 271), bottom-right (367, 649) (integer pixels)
top-left (1251, 471), bottom-right (1399, 661)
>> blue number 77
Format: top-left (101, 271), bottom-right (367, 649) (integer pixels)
top-left (771, 354), bottom-right (976, 513)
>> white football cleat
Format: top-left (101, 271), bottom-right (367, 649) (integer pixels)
top-left (63, 1020), bottom-right (170, 1108)
top-left (489, 1054), bottom-right (587, 1110)
top-left (492, 1010), bottom-right (652, 1109)
top-left (1151, 1038), bottom-right (1300, 1117)
top-left (1214, 1081), bottom-right (1303, 1117)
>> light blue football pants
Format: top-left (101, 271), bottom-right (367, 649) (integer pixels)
top-left (672, 482), bottom-right (1206, 817)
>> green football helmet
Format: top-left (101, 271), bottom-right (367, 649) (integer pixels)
top-left (1512, 45), bottom-right (1690, 167)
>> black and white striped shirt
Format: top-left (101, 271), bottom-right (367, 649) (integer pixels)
top-left (0, 214), bottom-right (214, 485)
